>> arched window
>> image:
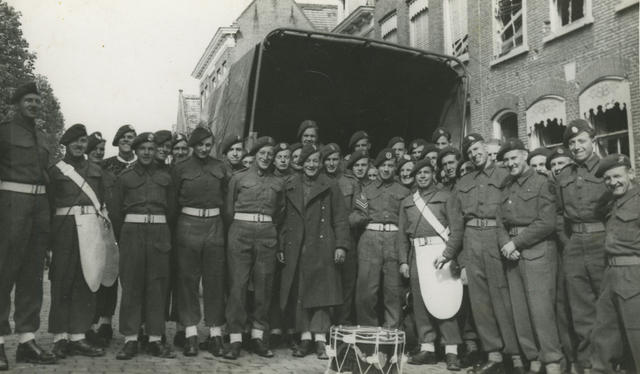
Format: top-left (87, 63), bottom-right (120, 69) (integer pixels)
top-left (526, 95), bottom-right (566, 149)
top-left (492, 110), bottom-right (518, 141)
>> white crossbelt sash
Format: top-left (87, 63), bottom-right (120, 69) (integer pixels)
top-left (411, 191), bottom-right (462, 319)
top-left (55, 161), bottom-right (119, 291)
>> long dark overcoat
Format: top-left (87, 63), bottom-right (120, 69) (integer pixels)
top-left (279, 173), bottom-right (351, 310)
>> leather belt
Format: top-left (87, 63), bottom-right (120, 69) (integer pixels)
top-left (607, 256), bottom-right (640, 266)
top-left (366, 223), bottom-right (399, 232)
top-left (571, 222), bottom-right (605, 233)
top-left (509, 226), bottom-right (526, 236)
top-left (181, 207), bottom-right (220, 218)
top-left (234, 213), bottom-right (272, 222)
top-left (124, 214), bottom-right (167, 224)
top-left (0, 181), bottom-right (46, 195)
top-left (55, 205), bottom-right (97, 216)
top-left (466, 218), bottom-right (497, 228)
top-left (412, 236), bottom-right (445, 246)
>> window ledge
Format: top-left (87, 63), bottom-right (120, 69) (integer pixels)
top-left (616, 0), bottom-right (639, 12)
top-left (490, 45), bottom-right (529, 67)
top-left (457, 52), bottom-right (469, 63)
top-left (543, 16), bottom-right (594, 44)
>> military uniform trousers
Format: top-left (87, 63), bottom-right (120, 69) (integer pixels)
top-left (118, 222), bottom-right (171, 337)
top-left (464, 227), bottom-right (519, 354)
top-left (458, 286), bottom-right (478, 343)
top-left (48, 216), bottom-right (95, 334)
top-left (356, 230), bottom-right (402, 329)
top-left (175, 214), bottom-right (225, 327)
top-left (268, 264), bottom-right (286, 332)
top-left (0, 191), bottom-right (49, 336)
top-left (334, 230), bottom-right (358, 325)
top-left (592, 265), bottom-right (640, 374)
top-left (555, 251), bottom-right (578, 363)
top-left (505, 240), bottom-right (563, 363)
top-left (285, 262), bottom-right (331, 334)
top-left (410, 251), bottom-right (462, 345)
top-left (563, 232), bottom-right (605, 367)
top-left (225, 221), bottom-right (278, 334)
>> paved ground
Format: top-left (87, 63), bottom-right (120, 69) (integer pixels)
top-left (3, 273), bottom-right (451, 373)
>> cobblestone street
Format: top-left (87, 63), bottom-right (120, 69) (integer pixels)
top-left (3, 273), bottom-right (450, 373)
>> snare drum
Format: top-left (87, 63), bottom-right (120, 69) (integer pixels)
top-left (325, 325), bottom-right (407, 374)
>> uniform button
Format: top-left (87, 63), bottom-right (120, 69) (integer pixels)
top-left (320, 235), bottom-right (324, 239)
top-left (508, 200), bottom-right (512, 204)
top-left (320, 218), bottom-right (325, 222)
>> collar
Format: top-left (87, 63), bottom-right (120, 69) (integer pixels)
top-left (418, 184), bottom-right (438, 197)
top-left (14, 113), bottom-right (36, 132)
top-left (117, 153), bottom-right (137, 165)
top-left (515, 167), bottom-right (535, 186)
top-left (63, 154), bottom-right (86, 168)
top-left (133, 161), bottom-right (155, 175)
top-left (578, 153), bottom-right (599, 172)
top-left (475, 160), bottom-right (496, 178)
top-left (615, 185), bottom-right (639, 208)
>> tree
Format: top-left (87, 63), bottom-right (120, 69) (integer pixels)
top-left (35, 75), bottom-right (65, 160)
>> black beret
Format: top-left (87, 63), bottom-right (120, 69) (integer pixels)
top-left (112, 124), bottom-right (136, 146)
top-left (563, 119), bottom-right (595, 145)
top-left (437, 146), bottom-right (462, 168)
top-left (188, 127), bottom-right (213, 147)
top-left (546, 146), bottom-right (572, 169)
top-left (249, 136), bottom-right (276, 155)
top-left (290, 142), bottom-right (303, 154)
top-left (373, 148), bottom-right (396, 167)
top-left (527, 147), bottom-right (552, 163)
top-left (396, 154), bottom-right (414, 175)
top-left (220, 135), bottom-right (244, 154)
top-left (297, 119), bottom-right (319, 139)
top-left (431, 127), bottom-right (451, 143)
top-left (423, 143), bottom-right (439, 157)
top-left (298, 144), bottom-right (320, 165)
top-left (595, 154), bottom-right (631, 178)
top-left (348, 131), bottom-right (369, 149)
top-left (60, 123), bottom-right (87, 146)
top-left (409, 138), bottom-right (428, 152)
top-left (86, 131), bottom-right (106, 154)
top-left (132, 132), bottom-right (155, 150)
top-left (497, 138), bottom-right (527, 161)
top-left (10, 82), bottom-right (39, 104)
top-left (386, 136), bottom-right (405, 149)
top-left (275, 142), bottom-right (290, 155)
top-left (154, 130), bottom-right (172, 146)
top-left (346, 150), bottom-right (369, 169)
top-left (461, 133), bottom-right (484, 156)
top-left (410, 158), bottom-right (436, 177)
top-left (172, 133), bottom-right (187, 147)
top-left (321, 143), bottom-right (341, 159)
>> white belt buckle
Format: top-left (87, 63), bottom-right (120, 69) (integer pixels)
top-left (144, 214), bottom-right (152, 224)
top-left (199, 209), bottom-right (206, 218)
top-left (81, 206), bottom-right (91, 215)
top-left (255, 214), bottom-right (263, 222)
top-left (30, 185), bottom-right (39, 194)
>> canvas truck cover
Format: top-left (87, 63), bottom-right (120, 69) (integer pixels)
top-left (209, 28), bottom-right (468, 155)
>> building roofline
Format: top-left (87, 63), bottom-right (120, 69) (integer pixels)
top-left (332, 5), bottom-right (374, 33)
top-left (191, 26), bottom-right (240, 79)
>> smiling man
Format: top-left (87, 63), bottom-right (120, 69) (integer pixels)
top-left (103, 124), bottom-right (137, 176)
top-left (86, 132), bottom-right (106, 163)
top-left (220, 135), bottom-right (245, 175)
top-left (153, 130), bottom-right (173, 167)
top-left (297, 120), bottom-right (320, 147)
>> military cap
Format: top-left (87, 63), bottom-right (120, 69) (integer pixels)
top-left (275, 142), bottom-right (290, 156)
top-left (10, 82), bottom-right (39, 104)
top-left (172, 133), bottom-right (187, 147)
top-left (60, 123), bottom-right (87, 146)
top-left (298, 144), bottom-right (320, 165)
top-left (437, 146), bottom-right (462, 169)
top-left (595, 154), bottom-right (631, 178)
top-left (132, 132), bottom-right (155, 150)
top-left (346, 150), bottom-right (369, 169)
top-left (431, 127), bottom-right (451, 143)
top-left (154, 130), bottom-right (173, 146)
top-left (297, 119), bottom-right (319, 139)
top-left (461, 133), bottom-right (484, 156)
top-left (496, 138), bottom-right (526, 161)
top-left (112, 124), bottom-right (136, 146)
top-left (409, 138), bottom-right (428, 152)
top-left (410, 158), bottom-right (436, 177)
top-left (527, 147), bottom-right (552, 163)
top-left (545, 146), bottom-right (572, 170)
top-left (396, 154), bottom-right (414, 175)
top-left (563, 119), bottom-right (595, 145)
top-left (386, 136), bottom-right (405, 149)
top-left (348, 131), bottom-right (369, 150)
top-left (221, 135), bottom-right (244, 154)
top-left (373, 148), bottom-right (395, 167)
top-left (423, 143), bottom-right (439, 157)
top-left (86, 131), bottom-right (106, 154)
top-left (321, 143), bottom-right (341, 159)
top-left (290, 142), bottom-right (303, 154)
top-left (249, 136), bottom-right (276, 155)
top-left (188, 127), bottom-right (213, 147)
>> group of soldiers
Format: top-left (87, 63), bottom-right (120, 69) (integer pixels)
top-left (0, 81), bottom-right (638, 374)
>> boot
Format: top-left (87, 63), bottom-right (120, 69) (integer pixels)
top-left (67, 339), bottom-right (105, 357)
top-left (147, 341), bottom-right (176, 359)
top-left (224, 342), bottom-right (241, 360)
top-left (293, 339), bottom-right (313, 358)
top-left (315, 341), bottom-right (328, 360)
top-left (116, 341), bottom-right (138, 360)
top-left (15, 340), bottom-right (57, 365)
top-left (52, 339), bottom-right (68, 359)
top-left (251, 338), bottom-right (274, 358)
top-left (183, 336), bottom-right (198, 357)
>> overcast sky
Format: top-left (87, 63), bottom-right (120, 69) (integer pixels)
top-left (7, 0), bottom-right (254, 155)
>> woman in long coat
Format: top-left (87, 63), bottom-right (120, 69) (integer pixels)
top-left (278, 145), bottom-right (350, 360)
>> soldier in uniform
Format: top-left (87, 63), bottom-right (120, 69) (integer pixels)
top-left (47, 124), bottom-right (105, 359)
top-left (172, 127), bottom-right (228, 357)
top-left (223, 136), bottom-right (284, 360)
top-left (486, 139), bottom-right (502, 164)
top-left (86, 132), bottom-right (106, 163)
top-left (351, 148), bottom-right (410, 328)
top-left (367, 165), bottom-right (379, 182)
top-left (592, 154), bottom-right (640, 374)
top-left (274, 142), bottom-right (294, 178)
top-left (555, 119), bottom-right (608, 372)
top-left (495, 139), bottom-right (563, 374)
top-left (171, 133), bottom-right (190, 164)
top-left (409, 138), bottom-right (428, 160)
top-left (220, 135), bottom-right (245, 174)
top-left (547, 147), bottom-right (573, 178)
top-left (387, 137), bottom-right (406, 161)
top-left (154, 130), bottom-right (173, 167)
top-left (397, 155), bottom-right (415, 189)
top-left (348, 131), bottom-right (371, 155)
top-left (432, 128), bottom-right (453, 150)
top-left (242, 154), bottom-right (255, 169)
top-left (528, 147), bottom-right (551, 175)
top-left (102, 124), bottom-right (137, 176)
top-left (437, 146), bottom-right (461, 191)
top-left (112, 132), bottom-right (177, 360)
top-left (290, 143), bottom-right (303, 173)
top-left (435, 133), bottom-right (521, 374)
top-left (398, 159), bottom-right (462, 370)
top-left (0, 82), bottom-right (56, 370)
top-left (347, 150), bottom-right (370, 186)
top-left (298, 120), bottom-right (320, 147)
top-left (457, 160), bottom-right (474, 178)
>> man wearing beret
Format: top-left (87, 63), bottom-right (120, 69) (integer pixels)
top-left (528, 147), bottom-right (551, 176)
top-left (396, 155), bottom-right (415, 189)
top-left (350, 148), bottom-right (410, 328)
top-left (423, 143), bottom-right (440, 169)
top-left (591, 154), bottom-right (640, 374)
top-left (297, 120), bottom-right (320, 147)
top-left (437, 147), bottom-right (462, 191)
top-left (47, 124), bottom-right (106, 360)
top-left (348, 131), bottom-right (371, 155)
top-left (220, 135), bottom-right (246, 175)
top-left (555, 119), bottom-right (609, 372)
top-left (435, 133), bottom-right (521, 374)
top-left (0, 82), bottom-right (56, 369)
top-left (547, 147), bottom-right (573, 178)
top-left (494, 139), bottom-right (563, 374)
top-left (103, 124), bottom-right (137, 176)
top-left (86, 132), bottom-right (106, 164)
top-left (112, 132), bottom-right (177, 360)
top-left (171, 133), bottom-right (190, 164)
top-left (273, 142), bottom-right (294, 179)
top-left (410, 138), bottom-right (428, 160)
top-left (154, 130), bottom-right (174, 168)
top-left (387, 137), bottom-right (406, 161)
top-left (433, 128), bottom-right (453, 150)
top-left (224, 136), bottom-right (285, 359)
top-left (347, 150), bottom-right (371, 187)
